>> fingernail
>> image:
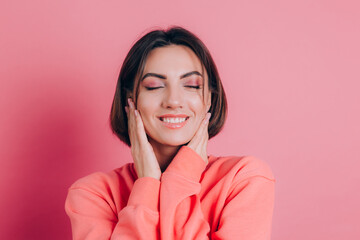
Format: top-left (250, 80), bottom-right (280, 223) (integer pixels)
top-left (134, 110), bottom-right (139, 117)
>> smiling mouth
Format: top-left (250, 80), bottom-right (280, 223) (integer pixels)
top-left (160, 117), bottom-right (189, 123)
top-left (158, 116), bottom-right (189, 129)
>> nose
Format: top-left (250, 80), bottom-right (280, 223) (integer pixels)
top-left (162, 85), bottom-right (183, 109)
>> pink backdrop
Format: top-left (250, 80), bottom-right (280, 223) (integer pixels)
top-left (1, 0), bottom-right (359, 239)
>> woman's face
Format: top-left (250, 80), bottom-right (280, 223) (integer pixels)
top-left (136, 45), bottom-right (211, 147)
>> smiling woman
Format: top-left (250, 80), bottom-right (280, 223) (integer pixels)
top-left (111, 27), bottom-right (226, 149)
top-left (136, 45), bottom-right (212, 165)
top-left (65, 26), bottom-right (276, 239)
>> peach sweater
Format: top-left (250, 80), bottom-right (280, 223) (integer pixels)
top-left (65, 146), bottom-right (275, 239)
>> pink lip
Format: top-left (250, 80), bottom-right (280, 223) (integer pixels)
top-left (158, 114), bottom-right (189, 129)
top-left (159, 114), bottom-right (189, 118)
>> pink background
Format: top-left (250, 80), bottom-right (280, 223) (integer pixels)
top-left (1, 0), bottom-right (359, 239)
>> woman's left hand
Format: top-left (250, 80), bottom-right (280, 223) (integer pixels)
top-left (186, 112), bottom-right (211, 164)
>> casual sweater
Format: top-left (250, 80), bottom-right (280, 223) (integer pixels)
top-left (65, 146), bottom-right (275, 240)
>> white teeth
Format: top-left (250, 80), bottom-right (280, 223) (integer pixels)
top-left (161, 118), bottom-right (186, 123)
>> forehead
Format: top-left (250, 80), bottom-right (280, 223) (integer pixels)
top-left (143, 45), bottom-right (204, 75)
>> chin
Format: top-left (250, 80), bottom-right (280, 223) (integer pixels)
top-left (160, 138), bottom-right (190, 147)
top-left (149, 135), bottom-right (192, 147)
top-left (145, 124), bottom-right (198, 147)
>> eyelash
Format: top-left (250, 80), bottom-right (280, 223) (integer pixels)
top-left (145, 86), bottom-right (201, 91)
top-left (145, 87), bottom-right (162, 90)
top-left (187, 86), bottom-right (201, 89)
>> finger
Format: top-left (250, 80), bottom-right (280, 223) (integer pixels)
top-left (134, 110), bottom-right (149, 146)
top-left (203, 112), bottom-right (211, 125)
top-left (200, 113), bottom-right (210, 146)
top-left (127, 98), bottom-right (148, 147)
top-left (199, 115), bottom-right (210, 146)
top-left (203, 112), bottom-right (211, 135)
top-left (128, 98), bottom-right (135, 109)
top-left (188, 112), bottom-right (210, 147)
top-left (128, 98), bottom-right (136, 124)
top-left (127, 99), bottom-right (137, 145)
top-left (127, 98), bottom-right (134, 121)
top-left (194, 112), bottom-right (211, 140)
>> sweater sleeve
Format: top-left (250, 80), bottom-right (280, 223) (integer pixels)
top-left (211, 175), bottom-right (275, 239)
top-left (65, 174), bottom-right (161, 240)
top-left (160, 147), bottom-right (275, 240)
top-left (159, 146), bottom-right (211, 239)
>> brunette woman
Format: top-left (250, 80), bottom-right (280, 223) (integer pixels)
top-left (65, 26), bottom-right (275, 239)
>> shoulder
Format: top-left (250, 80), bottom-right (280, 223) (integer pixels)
top-left (206, 154), bottom-right (275, 183)
top-left (68, 163), bottom-right (136, 195)
top-left (65, 163), bottom-right (137, 212)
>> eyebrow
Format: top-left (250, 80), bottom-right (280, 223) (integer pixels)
top-left (141, 71), bottom-right (203, 81)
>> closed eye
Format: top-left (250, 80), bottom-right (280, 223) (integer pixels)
top-left (145, 86), bottom-right (164, 90)
top-left (185, 86), bottom-right (201, 89)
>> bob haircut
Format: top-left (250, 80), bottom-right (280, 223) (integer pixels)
top-left (110, 26), bottom-right (227, 146)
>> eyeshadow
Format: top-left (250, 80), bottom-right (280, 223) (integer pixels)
top-left (184, 77), bottom-right (202, 86)
top-left (142, 79), bottom-right (164, 88)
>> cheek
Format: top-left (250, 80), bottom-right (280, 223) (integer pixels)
top-left (137, 94), bottom-right (158, 121)
top-left (186, 95), bottom-right (208, 117)
top-left (137, 103), bottom-right (151, 117)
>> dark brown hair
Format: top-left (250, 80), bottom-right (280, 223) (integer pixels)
top-left (110, 26), bottom-right (227, 146)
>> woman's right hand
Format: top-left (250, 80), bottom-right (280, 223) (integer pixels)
top-left (125, 98), bottom-right (162, 180)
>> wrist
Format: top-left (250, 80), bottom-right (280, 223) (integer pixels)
top-left (139, 168), bottom-right (161, 180)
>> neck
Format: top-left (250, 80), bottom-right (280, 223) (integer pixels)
top-left (149, 139), bottom-right (181, 172)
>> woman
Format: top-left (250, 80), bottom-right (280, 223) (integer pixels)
top-left (65, 26), bottom-right (275, 239)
